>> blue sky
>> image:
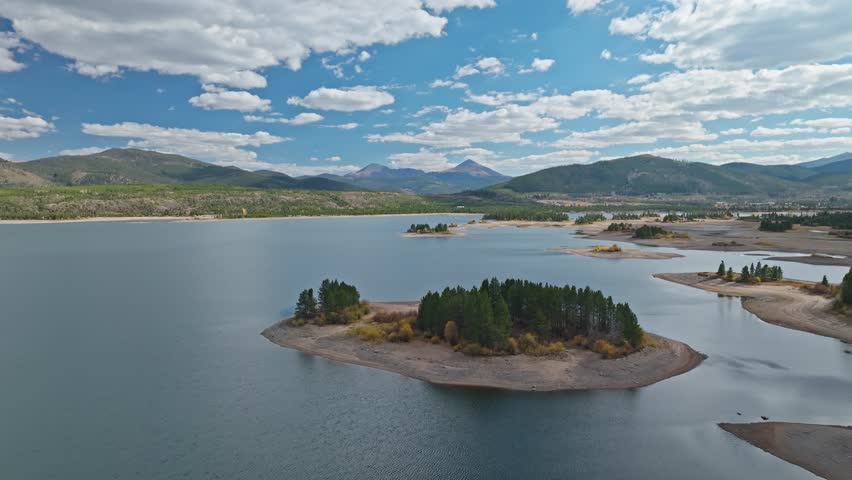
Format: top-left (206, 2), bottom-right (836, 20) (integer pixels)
top-left (1, 0), bottom-right (852, 176)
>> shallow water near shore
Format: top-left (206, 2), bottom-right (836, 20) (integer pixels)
top-left (0, 215), bottom-right (850, 479)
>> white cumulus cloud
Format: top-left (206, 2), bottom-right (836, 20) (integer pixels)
top-left (189, 90), bottom-right (271, 112)
top-left (609, 0), bottom-right (852, 69)
top-left (287, 86), bottom-right (394, 112)
top-left (80, 122), bottom-right (288, 163)
top-left (0, 0), bottom-right (493, 88)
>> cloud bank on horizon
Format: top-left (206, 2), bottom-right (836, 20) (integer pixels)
top-left (1, 0), bottom-right (852, 176)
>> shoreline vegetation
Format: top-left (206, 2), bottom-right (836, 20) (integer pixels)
top-left (719, 423), bottom-right (852, 480)
top-left (654, 270), bottom-right (852, 343)
top-left (403, 222), bottom-right (459, 236)
top-left (262, 278), bottom-right (705, 391)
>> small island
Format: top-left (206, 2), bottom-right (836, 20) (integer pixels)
top-left (719, 422), bottom-right (852, 480)
top-left (551, 244), bottom-right (684, 260)
top-left (262, 278), bottom-right (705, 391)
top-left (403, 222), bottom-right (458, 236)
top-left (655, 263), bottom-right (852, 342)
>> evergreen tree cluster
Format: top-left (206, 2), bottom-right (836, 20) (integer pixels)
top-left (606, 222), bottom-right (633, 232)
top-left (407, 223), bottom-right (450, 233)
top-left (758, 211), bottom-right (852, 231)
top-left (294, 279), bottom-right (362, 324)
top-left (726, 261), bottom-right (783, 282)
top-left (632, 225), bottom-right (669, 239)
top-left (318, 279), bottom-right (361, 314)
top-left (611, 213), bottom-right (641, 221)
top-left (416, 278), bottom-right (643, 349)
top-left (758, 213), bottom-right (794, 232)
top-left (574, 213), bottom-right (607, 225)
top-left (842, 267), bottom-right (852, 306)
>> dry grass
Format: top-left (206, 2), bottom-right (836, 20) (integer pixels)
top-left (591, 244), bottom-right (623, 253)
top-left (372, 310), bottom-right (417, 324)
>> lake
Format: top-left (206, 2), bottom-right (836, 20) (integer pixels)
top-left (1, 215), bottom-right (850, 479)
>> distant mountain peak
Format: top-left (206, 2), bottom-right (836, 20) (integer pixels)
top-left (346, 163), bottom-right (424, 179)
top-left (441, 159), bottom-right (506, 178)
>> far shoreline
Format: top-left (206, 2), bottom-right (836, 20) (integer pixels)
top-left (0, 212), bottom-right (481, 225)
top-left (262, 302), bottom-right (706, 392)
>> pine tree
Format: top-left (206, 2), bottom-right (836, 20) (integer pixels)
top-left (842, 267), bottom-right (852, 306)
top-left (726, 267), bottom-right (734, 281)
top-left (822, 275), bottom-right (829, 286)
top-left (717, 261), bottom-right (726, 276)
top-left (741, 266), bottom-right (750, 282)
top-left (295, 288), bottom-right (317, 318)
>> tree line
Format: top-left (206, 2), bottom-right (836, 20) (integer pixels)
top-left (716, 260), bottom-right (783, 282)
top-left (481, 209), bottom-right (569, 222)
top-left (574, 213), bottom-right (607, 225)
top-left (758, 211), bottom-right (852, 232)
top-left (415, 278), bottom-right (643, 351)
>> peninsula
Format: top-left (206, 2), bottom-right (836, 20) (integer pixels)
top-left (654, 267), bottom-right (852, 343)
top-left (263, 278), bottom-right (705, 391)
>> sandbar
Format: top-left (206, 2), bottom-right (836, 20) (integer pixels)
top-left (719, 422), bottom-right (852, 480)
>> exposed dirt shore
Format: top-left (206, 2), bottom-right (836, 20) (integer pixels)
top-left (654, 272), bottom-right (852, 343)
top-left (580, 218), bottom-right (851, 266)
top-left (262, 302), bottom-right (705, 392)
top-left (550, 246), bottom-right (683, 260)
top-left (719, 422), bottom-right (852, 480)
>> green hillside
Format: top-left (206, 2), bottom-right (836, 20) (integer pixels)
top-left (495, 154), bottom-right (852, 195)
top-left (16, 148), bottom-right (358, 191)
top-left (497, 155), bottom-right (786, 195)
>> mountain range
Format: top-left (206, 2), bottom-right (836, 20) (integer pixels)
top-left (495, 154), bottom-right (852, 196)
top-left (0, 149), bottom-right (510, 194)
top-left (0, 149), bottom-right (357, 191)
top-left (1, 148), bottom-right (850, 197)
top-left (316, 159), bottom-right (511, 194)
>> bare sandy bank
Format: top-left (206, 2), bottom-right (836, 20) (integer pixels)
top-left (550, 246), bottom-right (684, 260)
top-left (765, 254), bottom-right (852, 267)
top-left (581, 218), bottom-right (852, 266)
top-left (654, 272), bottom-right (852, 343)
top-left (262, 302), bottom-right (705, 392)
top-left (719, 422), bottom-right (852, 480)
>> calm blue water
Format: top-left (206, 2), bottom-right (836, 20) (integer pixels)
top-left (0, 216), bottom-right (849, 480)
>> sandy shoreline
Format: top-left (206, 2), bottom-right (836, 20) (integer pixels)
top-left (719, 422), bottom-right (852, 480)
top-left (550, 246), bottom-right (684, 260)
top-left (262, 302), bottom-right (705, 392)
top-left (654, 272), bottom-right (852, 343)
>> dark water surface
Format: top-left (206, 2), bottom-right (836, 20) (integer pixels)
top-left (0, 216), bottom-right (849, 479)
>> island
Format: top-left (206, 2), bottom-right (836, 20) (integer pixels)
top-left (655, 263), bottom-right (852, 342)
top-left (550, 244), bottom-right (684, 260)
top-left (262, 278), bottom-right (705, 391)
top-left (403, 222), bottom-right (459, 236)
top-left (719, 422), bottom-right (852, 480)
